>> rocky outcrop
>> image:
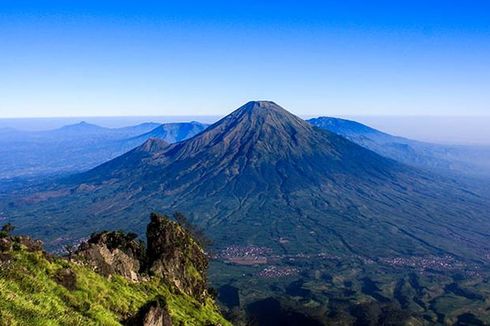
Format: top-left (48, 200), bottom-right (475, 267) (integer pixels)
top-left (124, 295), bottom-right (173, 326)
top-left (74, 213), bottom-right (209, 301)
top-left (0, 237), bottom-right (12, 252)
top-left (75, 231), bottom-right (145, 282)
top-left (55, 268), bottom-right (77, 290)
top-left (0, 234), bottom-right (43, 253)
top-left (16, 236), bottom-right (44, 252)
top-left (147, 213), bottom-right (208, 300)
top-left (0, 221), bottom-right (230, 326)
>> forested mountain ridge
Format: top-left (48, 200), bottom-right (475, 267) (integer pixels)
top-left (4, 101), bottom-right (489, 265)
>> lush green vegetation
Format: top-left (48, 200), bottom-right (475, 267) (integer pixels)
top-left (3, 101), bottom-right (489, 265)
top-left (0, 241), bottom-right (230, 325)
top-left (210, 257), bottom-right (490, 325)
top-left (1, 102), bottom-right (489, 325)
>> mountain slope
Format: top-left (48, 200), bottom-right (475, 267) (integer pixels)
top-left (0, 215), bottom-right (230, 325)
top-left (308, 117), bottom-right (490, 177)
top-left (131, 121), bottom-right (208, 144)
top-left (6, 102), bottom-right (490, 262)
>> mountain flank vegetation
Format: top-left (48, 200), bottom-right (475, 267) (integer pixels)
top-left (0, 214), bottom-right (229, 326)
top-left (1, 101), bottom-right (489, 324)
top-left (5, 101), bottom-right (489, 263)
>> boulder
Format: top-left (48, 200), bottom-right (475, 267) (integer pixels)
top-left (15, 236), bottom-right (43, 252)
top-left (76, 231), bottom-right (145, 282)
top-left (0, 237), bottom-right (12, 252)
top-left (55, 268), bottom-right (77, 290)
top-left (124, 296), bottom-right (172, 326)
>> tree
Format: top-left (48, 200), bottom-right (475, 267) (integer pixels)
top-left (64, 244), bottom-right (75, 261)
top-left (1, 223), bottom-right (14, 234)
top-left (0, 223), bottom-right (14, 238)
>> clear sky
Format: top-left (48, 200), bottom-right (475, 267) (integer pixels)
top-left (1, 1), bottom-right (489, 118)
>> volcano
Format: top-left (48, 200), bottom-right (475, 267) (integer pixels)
top-left (8, 101), bottom-right (490, 260)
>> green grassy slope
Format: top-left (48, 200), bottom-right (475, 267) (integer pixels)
top-left (0, 243), bottom-right (230, 325)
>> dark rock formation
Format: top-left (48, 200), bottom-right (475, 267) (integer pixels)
top-left (74, 213), bottom-right (210, 301)
top-left (0, 221), bottom-right (229, 326)
top-left (124, 295), bottom-right (173, 326)
top-left (147, 213), bottom-right (208, 300)
top-left (15, 236), bottom-right (44, 252)
top-left (0, 237), bottom-right (12, 252)
top-left (0, 234), bottom-right (43, 253)
top-left (55, 268), bottom-right (77, 291)
top-left (76, 231), bottom-right (145, 281)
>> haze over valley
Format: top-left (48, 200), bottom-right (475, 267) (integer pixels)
top-left (1, 1), bottom-right (490, 325)
top-left (1, 101), bottom-right (489, 324)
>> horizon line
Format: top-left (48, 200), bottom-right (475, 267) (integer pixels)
top-left (2, 113), bottom-right (490, 120)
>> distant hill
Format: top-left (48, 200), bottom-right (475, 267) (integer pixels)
top-left (130, 121), bottom-right (208, 144)
top-left (0, 121), bottom-right (207, 180)
top-left (308, 117), bottom-right (490, 178)
top-left (7, 101), bottom-right (490, 264)
top-left (55, 121), bottom-right (110, 134)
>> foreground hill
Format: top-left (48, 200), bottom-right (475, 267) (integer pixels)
top-left (0, 214), bottom-right (229, 325)
top-left (6, 101), bottom-right (489, 264)
top-left (308, 117), bottom-right (490, 178)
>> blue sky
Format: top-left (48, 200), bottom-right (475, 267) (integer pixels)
top-left (1, 1), bottom-right (489, 117)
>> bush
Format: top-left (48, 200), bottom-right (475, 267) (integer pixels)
top-left (1, 223), bottom-right (14, 236)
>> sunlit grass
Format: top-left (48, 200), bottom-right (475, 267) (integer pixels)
top-left (0, 249), bottom-right (230, 326)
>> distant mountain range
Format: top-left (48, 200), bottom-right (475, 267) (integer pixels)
top-left (0, 121), bottom-right (208, 180)
top-left (129, 121), bottom-right (208, 144)
top-left (3, 113), bottom-right (489, 183)
top-left (309, 117), bottom-right (490, 178)
top-left (5, 101), bottom-right (489, 264)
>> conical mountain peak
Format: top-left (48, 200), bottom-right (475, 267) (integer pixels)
top-left (40, 100), bottom-right (489, 269)
top-left (210, 101), bottom-right (314, 138)
top-left (238, 100), bottom-right (283, 112)
top-left (231, 100), bottom-right (298, 119)
top-left (60, 121), bottom-right (104, 131)
top-left (162, 101), bottom-right (322, 159)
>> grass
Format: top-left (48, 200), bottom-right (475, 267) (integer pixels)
top-left (0, 248), bottom-right (230, 326)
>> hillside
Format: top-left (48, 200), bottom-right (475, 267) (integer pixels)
top-left (130, 121), bottom-right (208, 144)
top-left (5, 101), bottom-right (489, 264)
top-left (0, 215), bottom-right (230, 326)
top-left (308, 117), bottom-right (490, 178)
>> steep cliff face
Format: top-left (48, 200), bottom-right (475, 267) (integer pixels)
top-left (0, 218), bottom-right (229, 326)
top-left (75, 213), bottom-right (209, 300)
top-left (147, 213), bottom-right (208, 300)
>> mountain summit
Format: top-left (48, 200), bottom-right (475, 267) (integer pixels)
top-left (83, 101), bottom-right (398, 192)
top-left (190, 101), bottom-right (321, 157)
top-left (9, 102), bottom-right (490, 261)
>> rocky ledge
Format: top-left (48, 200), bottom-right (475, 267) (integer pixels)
top-left (75, 212), bottom-right (209, 300)
top-left (0, 215), bottom-right (228, 326)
